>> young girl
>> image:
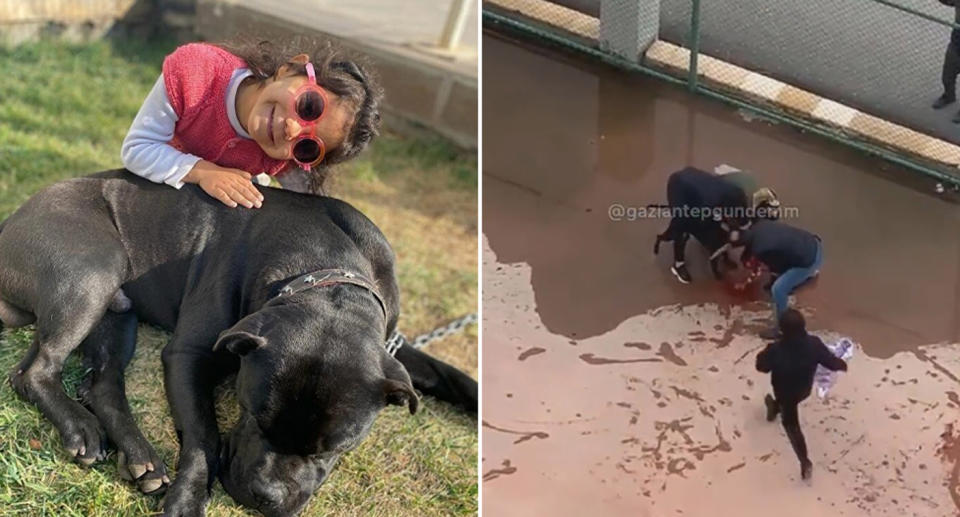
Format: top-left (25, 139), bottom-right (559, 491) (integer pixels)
top-left (121, 37), bottom-right (383, 207)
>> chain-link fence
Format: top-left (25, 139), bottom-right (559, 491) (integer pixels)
top-left (483, 0), bottom-right (960, 187)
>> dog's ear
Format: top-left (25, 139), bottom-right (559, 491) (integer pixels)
top-left (214, 331), bottom-right (266, 356)
top-left (213, 313), bottom-right (267, 356)
top-left (381, 356), bottom-right (419, 414)
top-left (383, 379), bottom-right (419, 414)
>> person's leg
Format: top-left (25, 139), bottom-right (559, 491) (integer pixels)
top-left (654, 217), bottom-right (682, 255)
top-left (764, 241), bottom-right (823, 337)
top-left (780, 402), bottom-right (812, 479)
top-left (763, 270), bottom-right (808, 338)
top-left (671, 232), bottom-right (692, 284)
top-left (936, 38), bottom-right (960, 109)
top-left (770, 269), bottom-right (809, 323)
top-left (764, 393), bottom-right (780, 422)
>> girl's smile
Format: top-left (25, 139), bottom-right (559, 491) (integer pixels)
top-left (236, 58), bottom-right (352, 163)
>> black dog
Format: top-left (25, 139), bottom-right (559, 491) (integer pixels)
top-left (0, 170), bottom-right (476, 516)
top-left (653, 167), bottom-right (749, 283)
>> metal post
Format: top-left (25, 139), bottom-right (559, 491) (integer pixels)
top-left (439, 0), bottom-right (473, 50)
top-left (599, 0), bottom-right (659, 61)
top-left (688, 0), bottom-right (701, 91)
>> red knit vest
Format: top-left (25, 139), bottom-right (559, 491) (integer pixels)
top-left (163, 43), bottom-right (289, 176)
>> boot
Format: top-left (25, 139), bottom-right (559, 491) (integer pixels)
top-left (764, 394), bottom-right (780, 422)
top-left (933, 93), bottom-right (956, 109)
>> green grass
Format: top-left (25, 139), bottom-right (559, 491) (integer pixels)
top-left (0, 38), bottom-right (477, 516)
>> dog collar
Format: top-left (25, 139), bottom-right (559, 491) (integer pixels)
top-left (271, 268), bottom-right (403, 356)
top-left (273, 268), bottom-right (387, 317)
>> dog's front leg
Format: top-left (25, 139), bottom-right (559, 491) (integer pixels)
top-left (160, 348), bottom-right (224, 517)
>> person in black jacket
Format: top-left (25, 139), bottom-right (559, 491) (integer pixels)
top-left (933, 0), bottom-right (960, 123)
top-left (756, 309), bottom-right (847, 481)
top-left (738, 220), bottom-right (823, 339)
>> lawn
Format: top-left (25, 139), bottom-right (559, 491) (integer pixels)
top-left (0, 38), bottom-right (478, 516)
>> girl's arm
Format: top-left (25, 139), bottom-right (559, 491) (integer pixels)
top-left (121, 75), bottom-right (200, 188)
top-left (121, 75), bottom-right (263, 208)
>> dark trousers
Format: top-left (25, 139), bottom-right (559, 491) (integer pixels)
top-left (942, 33), bottom-right (960, 98)
top-left (658, 217), bottom-right (725, 264)
top-left (777, 398), bottom-right (808, 464)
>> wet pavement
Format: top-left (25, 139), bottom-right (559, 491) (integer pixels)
top-left (483, 33), bottom-right (960, 359)
top-left (482, 33), bottom-right (960, 516)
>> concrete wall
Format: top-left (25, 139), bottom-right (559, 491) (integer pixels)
top-left (0, 0), bottom-right (174, 45)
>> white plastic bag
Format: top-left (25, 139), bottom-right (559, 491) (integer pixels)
top-left (815, 337), bottom-right (855, 398)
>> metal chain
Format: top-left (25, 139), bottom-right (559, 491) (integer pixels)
top-left (384, 313), bottom-right (478, 356)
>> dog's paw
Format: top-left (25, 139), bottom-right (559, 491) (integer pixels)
top-left (59, 408), bottom-right (108, 466)
top-left (162, 478), bottom-right (209, 517)
top-left (109, 289), bottom-right (133, 313)
top-left (118, 449), bottom-right (170, 495)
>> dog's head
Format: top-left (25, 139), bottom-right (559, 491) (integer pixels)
top-left (213, 287), bottom-right (415, 516)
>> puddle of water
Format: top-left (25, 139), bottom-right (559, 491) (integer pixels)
top-left (482, 33), bottom-right (960, 359)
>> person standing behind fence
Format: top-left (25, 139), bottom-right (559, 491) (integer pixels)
top-left (932, 0), bottom-right (960, 122)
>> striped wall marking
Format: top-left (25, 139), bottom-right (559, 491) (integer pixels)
top-left (811, 98), bottom-right (859, 127)
top-left (920, 137), bottom-right (960, 166)
top-left (645, 40), bottom-right (689, 71)
top-left (848, 113), bottom-right (929, 155)
top-left (776, 86), bottom-right (821, 116)
top-left (698, 54), bottom-right (750, 90)
top-left (740, 72), bottom-right (787, 101)
top-left (516, 33), bottom-right (960, 170)
top-left (487, 0), bottom-right (599, 39)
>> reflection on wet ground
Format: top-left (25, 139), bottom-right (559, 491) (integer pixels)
top-left (482, 32), bottom-right (960, 516)
top-left (483, 33), bottom-right (960, 359)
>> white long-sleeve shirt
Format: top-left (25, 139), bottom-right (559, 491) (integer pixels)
top-left (121, 70), bottom-right (307, 192)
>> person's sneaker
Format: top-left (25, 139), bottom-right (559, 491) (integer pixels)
top-left (764, 394), bottom-right (779, 422)
top-left (800, 459), bottom-right (813, 480)
top-left (952, 110), bottom-right (960, 124)
top-left (671, 263), bottom-right (692, 284)
top-left (759, 326), bottom-right (781, 340)
top-left (933, 94), bottom-right (956, 109)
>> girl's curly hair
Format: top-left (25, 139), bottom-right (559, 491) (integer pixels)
top-left (217, 36), bottom-right (385, 193)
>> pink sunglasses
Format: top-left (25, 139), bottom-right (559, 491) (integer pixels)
top-left (288, 62), bottom-right (329, 170)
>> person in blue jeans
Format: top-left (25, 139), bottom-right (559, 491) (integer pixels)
top-left (737, 220), bottom-right (823, 339)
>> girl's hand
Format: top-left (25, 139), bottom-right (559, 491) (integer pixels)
top-left (184, 161), bottom-right (264, 208)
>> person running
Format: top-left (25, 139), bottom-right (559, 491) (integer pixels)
top-left (756, 309), bottom-right (848, 481)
